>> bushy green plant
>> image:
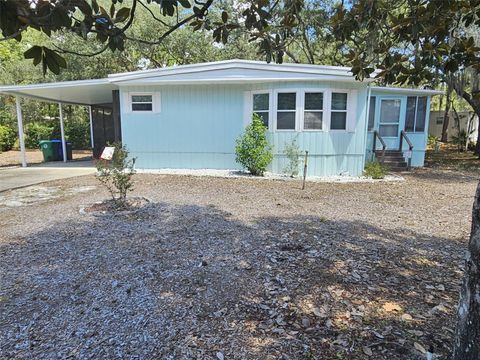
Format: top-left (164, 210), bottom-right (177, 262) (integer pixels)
top-left (0, 108), bottom-right (16, 128)
top-left (428, 134), bottom-right (439, 147)
top-left (24, 122), bottom-right (54, 148)
top-left (65, 119), bottom-right (90, 149)
top-left (452, 129), bottom-right (473, 151)
top-left (0, 125), bottom-right (17, 152)
top-left (235, 113), bottom-right (273, 176)
top-left (96, 142), bottom-right (136, 208)
top-left (364, 160), bottom-right (388, 179)
top-left (283, 137), bottom-right (301, 177)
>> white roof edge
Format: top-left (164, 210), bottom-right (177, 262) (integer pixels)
top-left (107, 60), bottom-right (364, 83)
top-left (108, 59), bottom-right (354, 79)
top-left (113, 77), bottom-right (376, 85)
top-left (371, 86), bottom-right (443, 95)
top-left (0, 78), bottom-right (112, 92)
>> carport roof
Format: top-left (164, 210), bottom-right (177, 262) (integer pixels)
top-left (0, 78), bottom-right (117, 105)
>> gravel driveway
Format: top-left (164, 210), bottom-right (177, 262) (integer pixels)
top-left (0, 169), bottom-right (478, 359)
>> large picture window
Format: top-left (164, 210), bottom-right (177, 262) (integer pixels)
top-left (250, 89), bottom-right (353, 132)
top-left (330, 92), bottom-right (348, 130)
top-left (252, 93), bottom-right (270, 128)
top-left (405, 96), bottom-right (427, 132)
top-left (304, 92), bottom-right (323, 130)
top-left (276, 92), bottom-right (296, 130)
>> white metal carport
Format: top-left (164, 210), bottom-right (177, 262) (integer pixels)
top-left (0, 79), bottom-right (117, 167)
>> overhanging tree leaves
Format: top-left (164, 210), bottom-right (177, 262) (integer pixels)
top-left (0, 0), bottom-right (301, 75)
top-left (330, 0), bottom-right (480, 155)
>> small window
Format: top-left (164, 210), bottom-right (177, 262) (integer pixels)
top-left (405, 96), bottom-right (416, 132)
top-left (304, 92), bottom-right (323, 130)
top-left (404, 96), bottom-right (427, 132)
top-left (253, 93), bottom-right (269, 128)
top-left (368, 96), bottom-right (376, 131)
top-left (330, 92), bottom-right (348, 130)
top-left (131, 94), bottom-right (153, 112)
top-left (436, 116), bottom-right (443, 125)
top-left (276, 92), bottom-right (296, 130)
top-left (415, 97), bottom-right (427, 132)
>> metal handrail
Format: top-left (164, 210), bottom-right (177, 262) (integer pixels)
top-left (372, 130), bottom-right (387, 160)
top-left (399, 130), bottom-right (413, 170)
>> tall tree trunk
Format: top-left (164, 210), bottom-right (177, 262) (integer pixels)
top-left (441, 85), bottom-right (452, 142)
top-left (451, 82), bottom-right (480, 157)
top-left (476, 120), bottom-right (480, 156)
top-left (453, 181), bottom-right (480, 360)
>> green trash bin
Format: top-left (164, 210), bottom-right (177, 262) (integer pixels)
top-left (39, 140), bottom-right (59, 162)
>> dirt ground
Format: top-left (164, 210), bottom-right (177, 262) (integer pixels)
top-left (0, 149), bottom-right (92, 167)
top-left (0, 167), bottom-right (478, 359)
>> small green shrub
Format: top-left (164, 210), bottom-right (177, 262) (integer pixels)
top-left (24, 122), bottom-right (54, 148)
top-left (427, 134), bottom-right (439, 147)
top-left (283, 137), bottom-right (301, 177)
top-left (0, 125), bottom-right (17, 152)
top-left (452, 129), bottom-right (473, 151)
top-left (96, 142), bottom-right (136, 208)
top-left (235, 113), bottom-right (273, 176)
top-left (364, 160), bottom-right (388, 179)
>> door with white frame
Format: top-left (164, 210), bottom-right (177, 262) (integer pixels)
top-left (377, 97), bottom-right (405, 149)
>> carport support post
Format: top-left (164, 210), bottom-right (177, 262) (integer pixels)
top-left (15, 96), bottom-right (27, 167)
top-left (58, 102), bottom-right (67, 162)
top-left (88, 105), bottom-right (94, 148)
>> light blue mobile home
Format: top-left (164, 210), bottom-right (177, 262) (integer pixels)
top-left (0, 60), bottom-right (441, 175)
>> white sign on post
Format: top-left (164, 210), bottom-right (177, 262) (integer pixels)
top-left (101, 147), bottom-right (115, 160)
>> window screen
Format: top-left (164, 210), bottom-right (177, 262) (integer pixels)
top-left (304, 92), bottom-right (323, 130)
top-left (331, 92), bottom-right (348, 130)
top-left (276, 93), bottom-right (296, 130)
top-left (253, 93), bottom-right (270, 128)
top-left (131, 94), bottom-right (153, 111)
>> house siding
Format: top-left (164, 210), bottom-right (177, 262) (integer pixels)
top-left (120, 82), bottom-right (369, 176)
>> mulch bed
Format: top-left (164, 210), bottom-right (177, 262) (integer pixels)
top-left (80, 197), bottom-right (150, 216)
top-left (0, 169), bottom-right (477, 359)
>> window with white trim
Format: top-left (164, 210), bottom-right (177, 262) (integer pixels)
top-left (405, 96), bottom-right (427, 132)
top-left (303, 92), bottom-right (323, 130)
top-left (252, 92), bottom-right (270, 128)
top-left (367, 96), bottom-right (376, 131)
top-left (276, 92), bottom-right (296, 130)
top-left (330, 92), bottom-right (348, 130)
top-left (131, 94), bottom-right (153, 112)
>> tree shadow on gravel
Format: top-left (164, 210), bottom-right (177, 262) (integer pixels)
top-left (407, 168), bottom-right (479, 183)
top-left (0, 201), bottom-right (465, 359)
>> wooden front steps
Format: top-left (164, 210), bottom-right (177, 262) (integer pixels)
top-left (375, 150), bottom-right (408, 172)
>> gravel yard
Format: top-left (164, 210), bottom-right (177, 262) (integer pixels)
top-left (0, 169), bottom-right (478, 359)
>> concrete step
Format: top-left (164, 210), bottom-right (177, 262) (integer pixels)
top-left (375, 150), bottom-right (404, 156)
top-left (379, 155), bottom-right (405, 162)
top-left (383, 160), bottom-right (407, 168)
top-left (389, 166), bottom-right (409, 172)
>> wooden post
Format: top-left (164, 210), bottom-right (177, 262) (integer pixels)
top-left (15, 96), bottom-right (27, 167)
top-left (59, 103), bottom-right (67, 162)
top-left (301, 150), bottom-right (308, 190)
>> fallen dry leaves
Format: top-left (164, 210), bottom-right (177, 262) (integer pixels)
top-left (0, 167), bottom-right (476, 359)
